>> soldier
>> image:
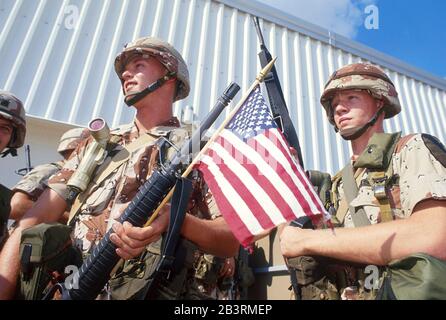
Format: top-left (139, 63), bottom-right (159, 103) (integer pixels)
top-left (9, 127), bottom-right (88, 222)
top-left (0, 91), bottom-right (26, 247)
top-left (280, 63), bottom-right (446, 299)
top-left (0, 36), bottom-right (239, 299)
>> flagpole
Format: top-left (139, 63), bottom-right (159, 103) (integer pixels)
top-left (144, 57), bottom-right (278, 226)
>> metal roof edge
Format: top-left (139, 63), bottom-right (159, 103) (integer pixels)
top-left (216, 0), bottom-right (446, 91)
top-left (27, 115), bottom-right (84, 130)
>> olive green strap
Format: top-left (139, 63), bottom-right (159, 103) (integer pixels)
top-left (341, 164), bottom-right (371, 227)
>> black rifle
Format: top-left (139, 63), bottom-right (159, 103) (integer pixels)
top-left (253, 17), bottom-right (304, 169)
top-left (15, 145), bottom-right (33, 176)
top-left (56, 82), bottom-right (240, 300)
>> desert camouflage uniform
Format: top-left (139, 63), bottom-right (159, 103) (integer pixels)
top-left (47, 117), bottom-right (221, 299)
top-left (12, 162), bottom-right (64, 201)
top-left (327, 133), bottom-right (446, 299)
top-left (337, 135), bottom-right (446, 227)
top-left (292, 63), bottom-right (446, 300)
top-left (182, 176), bottom-right (235, 299)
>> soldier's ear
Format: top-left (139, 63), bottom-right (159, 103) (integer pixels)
top-left (375, 99), bottom-right (384, 110)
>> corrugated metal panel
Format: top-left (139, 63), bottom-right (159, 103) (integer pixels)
top-left (1, 0), bottom-right (445, 175)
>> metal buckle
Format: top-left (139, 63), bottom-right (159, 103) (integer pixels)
top-left (372, 177), bottom-right (387, 199)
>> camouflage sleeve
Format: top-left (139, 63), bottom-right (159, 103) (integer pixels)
top-left (188, 170), bottom-right (221, 220)
top-left (12, 163), bottom-right (62, 200)
top-left (393, 134), bottom-right (446, 218)
top-left (205, 190), bottom-right (221, 220)
top-left (47, 137), bottom-right (91, 201)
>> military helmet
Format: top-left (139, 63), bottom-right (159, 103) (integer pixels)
top-left (320, 63), bottom-right (401, 126)
top-left (114, 36), bottom-right (190, 101)
top-left (0, 91), bottom-right (26, 148)
top-left (57, 127), bottom-right (87, 156)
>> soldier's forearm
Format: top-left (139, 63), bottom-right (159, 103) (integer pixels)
top-left (0, 226), bottom-right (22, 299)
top-left (181, 215), bottom-right (239, 258)
top-left (18, 188), bottom-right (67, 227)
top-left (304, 200), bottom-right (446, 265)
top-left (9, 192), bottom-right (34, 221)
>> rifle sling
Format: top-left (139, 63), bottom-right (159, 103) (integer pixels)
top-left (142, 177), bottom-right (193, 299)
top-left (341, 164), bottom-right (371, 227)
top-left (68, 133), bottom-right (156, 225)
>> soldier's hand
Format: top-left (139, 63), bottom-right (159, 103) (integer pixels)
top-left (219, 257), bottom-right (235, 278)
top-left (110, 204), bottom-right (171, 260)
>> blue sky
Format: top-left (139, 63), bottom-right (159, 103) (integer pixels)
top-left (256, 0), bottom-right (446, 79)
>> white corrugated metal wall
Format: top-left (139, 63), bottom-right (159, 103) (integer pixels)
top-left (1, 0), bottom-right (446, 183)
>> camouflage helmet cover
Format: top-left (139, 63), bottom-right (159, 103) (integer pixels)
top-left (57, 127), bottom-right (88, 156)
top-left (114, 36), bottom-right (190, 102)
top-left (320, 63), bottom-right (401, 125)
top-left (0, 91), bottom-right (26, 148)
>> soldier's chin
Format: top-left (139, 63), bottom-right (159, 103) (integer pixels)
top-left (339, 126), bottom-right (360, 137)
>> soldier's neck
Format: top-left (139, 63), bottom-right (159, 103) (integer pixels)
top-left (134, 102), bottom-right (173, 134)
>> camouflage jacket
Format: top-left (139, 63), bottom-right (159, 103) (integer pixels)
top-left (13, 161), bottom-right (64, 201)
top-left (327, 132), bottom-right (446, 299)
top-left (333, 133), bottom-right (446, 228)
top-left (48, 118), bottom-right (220, 255)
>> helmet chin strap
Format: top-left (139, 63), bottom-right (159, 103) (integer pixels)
top-left (124, 71), bottom-right (176, 106)
top-left (1, 148), bottom-right (17, 158)
top-left (336, 107), bottom-right (385, 141)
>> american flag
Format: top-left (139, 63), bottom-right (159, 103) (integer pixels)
top-left (196, 85), bottom-right (328, 246)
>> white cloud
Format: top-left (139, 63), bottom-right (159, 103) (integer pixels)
top-left (256, 0), bottom-right (377, 38)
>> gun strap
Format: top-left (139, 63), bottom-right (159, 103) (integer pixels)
top-left (142, 177), bottom-right (193, 299)
top-left (341, 164), bottom-right (371, 227)
top-left (68, 133), bottom-right (156, 225)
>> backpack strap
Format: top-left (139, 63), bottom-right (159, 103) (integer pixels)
top-left (332, 168), bottom-right (364, 225)
top-left (341, 164), bottom-right (371, 227)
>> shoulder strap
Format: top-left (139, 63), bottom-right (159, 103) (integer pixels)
top-left (341, 164), bottom-right (371, 227)
top-left (67, 133), bottom-right (155, 225)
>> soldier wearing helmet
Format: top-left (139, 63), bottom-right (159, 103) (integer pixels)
top-left (0, 36), bottom-right (238, 300)
top-left (0, 91), bottom-right (26, 157)
top-left (8, 127), bottom-right (88, 223)
top-left (0, 91), bottom-right (26, 248)
top-left (281, 63), bottom-right (446, 300)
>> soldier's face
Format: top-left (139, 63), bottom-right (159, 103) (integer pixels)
top-left (331, 90), bottom-right (382, 130)
top-left (0, 117), bottom-right (13, 152)
top-left (121, 55), bottom-right (167, 97)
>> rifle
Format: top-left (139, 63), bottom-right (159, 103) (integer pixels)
top-left (54, 82), bottom-right (240, 300)
top-left (15, 145), bottom-right (33, 176)
top-left (252, 17), bottom-right (304, 169)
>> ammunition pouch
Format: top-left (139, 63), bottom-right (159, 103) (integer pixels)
top-left (307, 170), bottom-right (332, 208)
top-left (287, 255), bottom-right (340, 300)
top-left (109, 237), bottom-right (197, 300)
top-left (17, 223), bottom-right (82, 300)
